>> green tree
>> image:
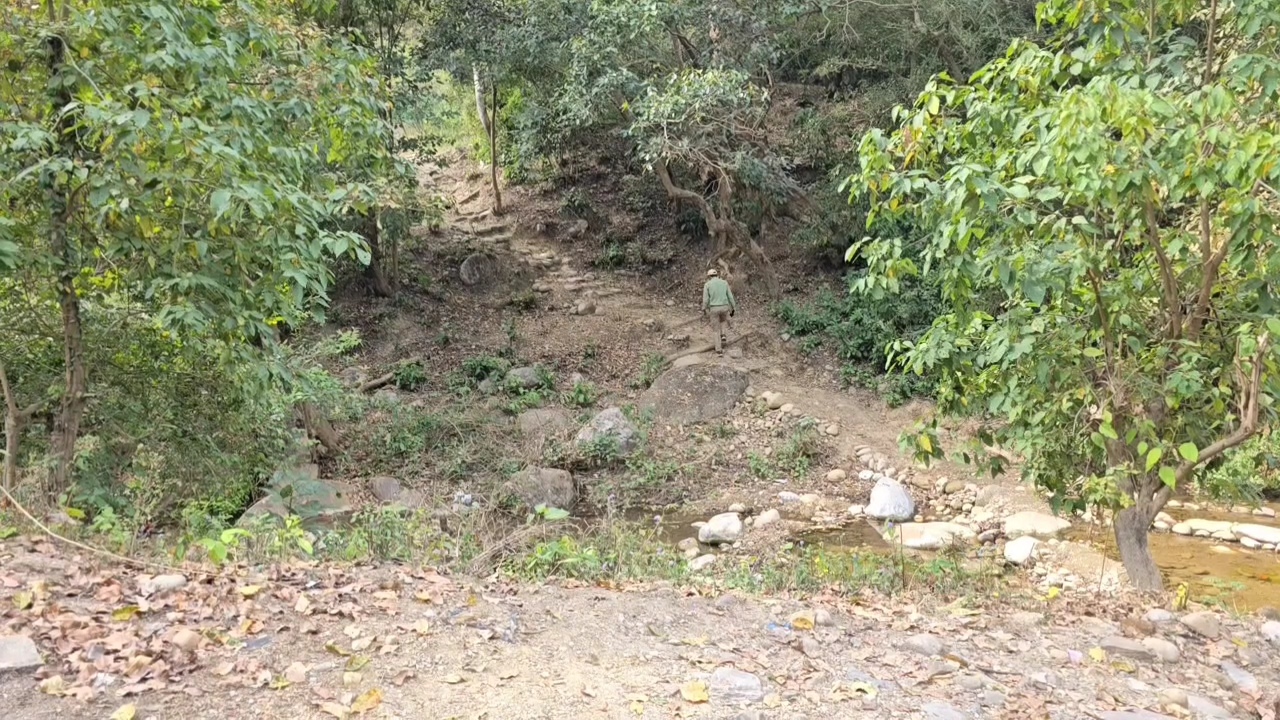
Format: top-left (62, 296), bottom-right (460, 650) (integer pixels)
top-left (848, 0), bottom-right (1280, 589)
top-left (0, 0), bottom-right (395, 493)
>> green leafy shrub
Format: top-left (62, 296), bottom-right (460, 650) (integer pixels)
top-left (1198, 430), bottom-right (1280, 503)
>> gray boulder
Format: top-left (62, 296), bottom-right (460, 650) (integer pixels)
top-left (502, 467), bottom-right (575, 510)
top-left (240, 468), bottom-right (355, 531)
top-left (517, 408), bottom-right (574, 440)
top-left (505, 366), bottom-right (546, 390)
top-left (698, 513), bottom-right (745, 545)
top-left (639, 364), bottom-right (749, 425)
top-left (575, 407), bottom-right (639, 455)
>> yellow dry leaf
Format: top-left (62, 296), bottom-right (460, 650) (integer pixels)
top-left (763, 693), bottom-right (783, 708)
top-left (411, 620), bottom-right (432, 636)
top-left (629, 700), bottom-right (645, 715)
top-left (351, 688), bottom-right (383, 714)
top-left (343, 672), bottom-right (363, 688)
top-left (112, 606), bottom-right (140, 622)
top-left (346, 655), bottom-right (370, 672)
top-left (442, 673), bottom-right (465, 684)
top-left (12, 591), bottom-right (33, 610)
top-left (679, 635), bottom-right (708, 647)
top-left (38, 676), bottom-right (66, 696)
top-left (269, 676), bottom-right (291, 690)
top-left (295, 596), bottom-right (311, 614)
top-left (1088, 647), bottom-right (1107, 663)
top-left (109, 704), bottom-right (137, 720)
top-left (848, 682), bottom-right (878, 698)
top-left (789, 611), bottom-right (815, 631)
top-left (238, 585), bottom-right (261, 598)
top-left (325, 642), bottom-right (352, 657)
top-left (680, 681), bottom-right (709, 703)
top-left (413, 591), bottom-right (434, 603)
top-left (1110, 659), bottom-right (1136, 673)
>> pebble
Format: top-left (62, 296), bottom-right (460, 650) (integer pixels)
top-left (979, 690), bottom-right (1006, 707)
top-left (813, 608), bottom-right (834, 627)
top-left (1187, 695), bottom-right (1231, 718)
top-left (728, 503), bottom-right (747, 513)
top-left (858, 469), bottom-right (874, 481)
top-left (709, 667), bottom-right (764, 703)
top-left (1010, 611), bottom-right (1045, 627)
top-left (1145, 608), bottom-right (1175, 624)
top-left (1262, 620), bottom-right (1280, 645)
top-left (778, 491), bottom-right (801, 503)
top-left (1218, 660), bottom-right (1258, 694)
top-left (146, 574), bottom-right (189, 594)
top-left (0, 635), bottom-right (42, 670)
top-left (901, 633), bottom-right (945, 657)
top-left (798, 637), bottom-right (821, 657)
top-left (1004, 536), bottom-right (1040, 565)
top-left (825, 468), bottom-right (847, 482)
top-left (753, 508), bottom-right (780, 528)
top-left (1157, 688), bottom-right (1189, 708)
top-left (847, 504), bottom-right (865, 517)
top-left (1142, 637), bottom-right (1181, 663)
top-left (1101, 637), bottom-right (1155, 662)
top-left (688, 554), bottom-right (717, 571)
top-left (1180, 611), bottom-right (1221, 639)
top-left (956, 673), bottom-right (985, 691)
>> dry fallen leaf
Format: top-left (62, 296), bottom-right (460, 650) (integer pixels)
top-left (12, 591), bottom-right (33, 610)
top-left (441, 674), bottom-right (465, 684)
top-left (351, 688), bottom-right (383, 715)
top-left (680, 681), bottom-right (709, 703)
top-left (392, 670), bottom-right (415, 686)
top-left (789, 611), bottom-right (815, 631)
top-left (109, 704), bottom-right (137, 720)
top-left (629, 700), bottom-right (644, 715)
top-left (1088, 647), bottom-right (1107, 663)
top-left (325, 642), bottom-right (352, 657)
top-left (295, 596), bottom-right (312, 614)
top-left (319, 701), bottom-right (350, 719)
top-left (346, 655), bottom-right (370, 672)
top-left (38, 676), bottom-right (66, 696)
top-left (112, 605), bottom-right (141, 622)
top-left (343, 672), bottom-right (363, 688)
top-left (238, 585), bottom-right (262, 598)
top-left (411, 620), bottom-right (432, 636)
top-left (285, 663), bottom-right (309, 684)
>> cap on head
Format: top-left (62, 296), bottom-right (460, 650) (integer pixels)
top-left (706, 269), bottom-right (719, 277)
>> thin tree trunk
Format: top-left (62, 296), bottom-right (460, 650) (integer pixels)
top-left (46, 20), bottom-right (88, 495)
top-left (296, 401), bottom-right (341, 456)
top-left (0, 361), bottom-right (39, 493)
top-left (366, 213), bottom-right (394, 297)
top-left (473, 66), bottom-right (491, 136)
top-left (489, 83), bottom-right (503, 215)
top-left (1114, 501), bottom-right (1163, 592)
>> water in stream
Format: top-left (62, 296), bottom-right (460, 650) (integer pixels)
top-left (640, 505), bottom-right (1280, 610)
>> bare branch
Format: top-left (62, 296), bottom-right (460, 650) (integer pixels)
top-left (1143, 198), bottom-right (1182, 340)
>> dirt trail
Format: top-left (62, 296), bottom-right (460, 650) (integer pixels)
top-left (2, 539), bottom-right (1276, 720)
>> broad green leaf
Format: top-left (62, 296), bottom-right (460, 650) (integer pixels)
top-left (1178, 443), bottom-right (1199, 463)
top-left (1159, 467), bottom-right (1177, 488)
top-left (1145, 447), bottom-right (1162, 472)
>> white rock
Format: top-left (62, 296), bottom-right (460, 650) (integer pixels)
top-left (1180, 611), bottom-right (1221, 639)
top-left (1210, 529), bottom-right (1237, 541)
top-left (0, 635), bottom-right (42, 670)
top-left (1241, 537), bottom-right (1262, 549)
top-left (847, 504), bottom-right (865, 517)
top-left (779, 403), bottom-right (795, 414)
top-left (1184, 518), bottom-right (1233, 534)
top-left (778, 491), bottom-right (801, 503)
top-left (825, 469), bottom-right (847, 482)
top-left (709, 667), bottom-right (763, 703)
top-left (1145, 608), bottom-right (1176, 624)
top-left (1254, 507), bottom-right (1277, 517)
top-left (728, 502), bottom-right (747, 513)
top-left (688, 554), bottom-right (718, 572)
top-left (1142, 637), bottom-right (1181, 663)
top-left (1002, 511), bottom-right (1072, 538)
top-left (865, 477), bottom-right (915, 521)
top-left (1171, 522), bottom-right (1192, 536)
top-left (754, 508), bottom-right (781, 528)
top-left (144, 574), bottom-right (189, 595)
top-left (799, 493), bottom-right (821, 504)
top-left (1155, 512), bottom-right (1176, 525)
top-left (887, 522), bottom-right (975, 550)
top-left (1004, 536), bottom-right (1040, 565)
top-left (858, 469), bottom-right (874, 481)
top-left (698, 513), bottom-right (744, 545)
top-left (1260, 620), bottom-right (1280, 646)
top-left (1233, 523), bottom-right (1280, 545)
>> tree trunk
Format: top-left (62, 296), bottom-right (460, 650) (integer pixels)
top-left (46, 26), bottom-right (88, 495)
top-left (489, 84), bottom-right (503, 215)
top-left (0, 361), bottom-right (39, 493)
top-left (296, 401), bottom-right (341, 456)
top-left (1114, 503), bottom-right (1163, 592)
top-left (365, 213), bottom-right (394, 297)
top-left (473, 66), bottom-right (491, 136)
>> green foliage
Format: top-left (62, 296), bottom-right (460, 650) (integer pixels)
top-left (563, 381), bottom-right (599, 408)
top-left (512, 525), bottom-right (689, 583)
top-left (632, 353), bottom-right (667, 389)
top-left (317, 330), bottom-right (365, 358)
top-left (393, 360), bottom-right (429, 391)
top-left (849, 0), bottom-right (1280, 585)
top-left (1199, 429), bottom-right (1280, 503)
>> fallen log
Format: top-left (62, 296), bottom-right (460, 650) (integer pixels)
top-left (663, 331), bottom-right (753, 366)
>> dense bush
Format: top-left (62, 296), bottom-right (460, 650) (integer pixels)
top-left (1198, 430), bottom-right (1280, 504)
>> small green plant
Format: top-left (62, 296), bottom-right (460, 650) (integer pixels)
top-left (503, 390), bottom-right (546, 414)
top-left (711, 423), bottom-right (737, 440)
top-left (196, 527), bottom-right (253, 565)
top-left (316, 329), bottom-right (363, 357)
top-left (459, 355), bottom-right (511, 385)
top-left (561, 189), bottom-right (592, 217)
top-left (393, 361), bottom-right (428, 391)
top-left (748, 451), bottom-right (774, 480)
top-left (564, 381), bottom-right (599, 408)
top-left (775, 422), bottom-right (824, 478)
top-left (632, 352), bottom-right (666, 389)
top-left (594, 242), bottom-right (627, 269)
top-left (503, 318), bottom-right (520, 350)
top-left (508, 290), bottom-right (538, 311)
top-left (532, 503), bottom-right (570, 521)
top-left (579, 434), bottom-right (623, 467)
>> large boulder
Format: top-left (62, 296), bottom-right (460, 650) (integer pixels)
top-left (1002, 511), bottom-right (1071, 539)
top-left (698, 513), bottom-right (745, 545)
top-left (505, 366), bottom-right (546, 390)
top-left (367, 476), bottom-right (402, 503)
top-left (501, 467), bottom-right (575, 510)
top-left (638, 364), bottom-right (749, 425)
top-left (865, 477), bottom-right (915, 521)
top-left (459, 252), bottom-right (499, 286)
top-left (575, 407), bottom-right (639, 455)
top-left (1232, 523), bottom-right (1280, 546)
top-left (886, 522), bottom-right (975, 550)
top-left (517, 408), bottom-right (575, 442)
top-left (240, 477), bottom-right (356, 531)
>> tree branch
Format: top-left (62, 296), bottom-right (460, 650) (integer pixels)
top-left (1174, 332), bottom-right (1269, 486)
top-left (1143, 198), bottom-right (1181, 339)
top-left (1185, 199), bottom-right (1230, 341)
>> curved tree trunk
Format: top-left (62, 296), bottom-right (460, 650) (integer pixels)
top-left (365, 213), bottom-right (394, 297)
top-left (489, 84), bottom-right (503, 215)
top-left (473, 65), bottom-right (491, 136)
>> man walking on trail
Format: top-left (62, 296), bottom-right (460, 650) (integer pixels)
top-left (702, 269), bottom-right (737, 354)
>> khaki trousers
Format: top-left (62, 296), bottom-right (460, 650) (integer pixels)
top-left (709, 306), bottom-right (731, 351)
